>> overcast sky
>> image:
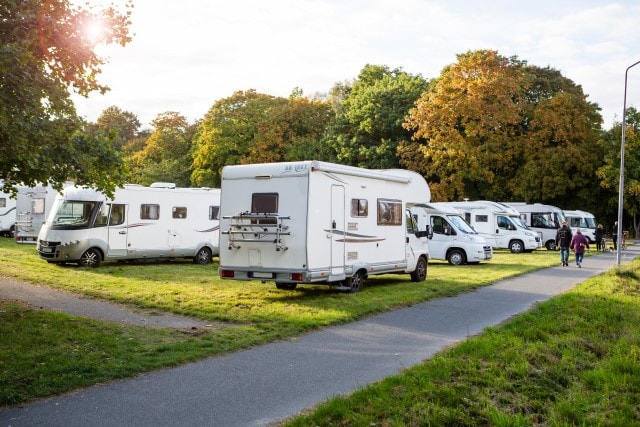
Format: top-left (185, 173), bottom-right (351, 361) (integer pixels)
top-left (72, 0), bottom-right (640, 130)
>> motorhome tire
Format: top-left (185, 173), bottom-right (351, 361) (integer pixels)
top-left (193, 247), bottom-right (212, 265)
top-left (410, 256), bottom-right (428, 282)
top-left (447, 250), bottom-right (466, 266)
top-left (79, 248), bottom-right (101, 268)
top-left (509, 240), bottom-right (525, 253)
top-left (545, 241), bottom-right (556, 251)
top-left (275, 282), bottom-right (297, 290)
top-left (347, 271), bottom-right (365, 292)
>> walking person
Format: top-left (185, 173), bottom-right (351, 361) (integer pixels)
top-left (595, 224), bottom-right (605, 252)
top-left (555, 220), bottom-right (573, 267)
top-left (570, 228), bottom-right (590, 268)
top-left (612, 221), bottom-right (618, 250)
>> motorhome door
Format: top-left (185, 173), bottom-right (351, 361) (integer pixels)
top-left (330, 185), bottom-right (345, 275)
top-left (107, 204), bottom-right (128, 257)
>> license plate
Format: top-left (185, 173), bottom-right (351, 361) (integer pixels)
top-left (252, 272), bottom-right (273, 279)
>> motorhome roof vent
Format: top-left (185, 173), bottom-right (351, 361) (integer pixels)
top-left (150, 182), bottom-right (176, 189)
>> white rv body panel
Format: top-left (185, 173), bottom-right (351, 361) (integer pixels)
top-left (37, 184), bottom-right (221, 266)
top-left (15, 183), bottom-right (65, 243)
top-left (219, 161), bottom-right (430, 290)
top-left (0, 181), bottom-right (17, 237)
top-left (411, 203), bottom-right (493, 264)
top-left (443, 201), bottom-right (542, 253)
top-left (563, 209), bottom-right (597, 243)
top-left (504, 202), bottom-right (566, 250)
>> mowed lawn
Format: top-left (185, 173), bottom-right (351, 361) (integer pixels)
top-left (0, 237), bottom-right (602, 413)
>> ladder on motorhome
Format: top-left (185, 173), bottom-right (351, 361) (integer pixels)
top-left (222, 212), bottom-right (291, 251)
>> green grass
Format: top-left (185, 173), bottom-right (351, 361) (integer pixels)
top-left (283, 260), bottom-right (640, 426)
top-left (0, 238), bottom-right (570, 407)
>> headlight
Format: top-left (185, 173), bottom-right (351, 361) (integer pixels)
top-left (524, 231), bottom-right (535, 237)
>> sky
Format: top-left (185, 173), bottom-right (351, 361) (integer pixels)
top-left (72, 0), bottom-right (640, 131)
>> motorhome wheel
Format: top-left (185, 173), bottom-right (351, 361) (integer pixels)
top-left (545, 240), bottom-right (556, 251)
top-left (447, 250), bottom-right (466, 266)
top-left (509, 240), bottom-right (524, 253)
top-left (79, 248), bottom-right (102, 268)
top-left (193, 247), bottom-right (212, 265)
top-left (410, 256), bottom-right (428, 282)
top-left (347, 271), bottom-right (365, 292)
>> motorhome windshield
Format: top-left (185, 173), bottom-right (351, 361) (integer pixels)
top-left (447, 215), bottom-right (476, 234)
top-left (554, 211), bottom-right (566, 227)
top-left (585, 217), bottom-right (596, 228)
top-left (531, 212), bottom-right (556, 228)
top-left (51, 200), bottom-right (100, 229)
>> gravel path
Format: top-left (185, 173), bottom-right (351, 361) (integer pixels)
top-left (0, 276), bottom-right (217, 330)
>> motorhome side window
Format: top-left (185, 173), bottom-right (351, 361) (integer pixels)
top-left (405, 210), bottom-right (417, 233)
top-left (351, 199), bottom-right (368, 217)
top-left (141, 204), bottom-right (160, 220)
top-left (110, 204), bottom-right (125, 225)
top-left (497, 216), bottom-right (513, 230)
top-left (251, 193), bottom-right (278, 224)
top-left (431, 216), bottom-right (454, 235)
top-left (475, 215), bottom-right (488, 223)
top-left (377, 199), bottom-right (402, 226)
top-left (209, 206), bottom-right (220, 220)
top-left (0, 198), bottom-right (5, 208)
top-left (173, 207), bottom-right (187, 219)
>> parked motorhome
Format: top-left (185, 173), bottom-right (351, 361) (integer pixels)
top-left (0, 182), bottom-right (17, 237)
top-left (15, 183), bottom-right (64, 243)
top-left (37, 183), bottom-right (221, 267)
top-left (504, 202), bottom-right (566, 250)
top-left (563, 210), bottom-right (597, 243)
top-left (218, 161), bottom-right (431, 292)
top-left (445, 201), bottom-right (542, 253)
top-left (411, 202), bottom-right (493, 265)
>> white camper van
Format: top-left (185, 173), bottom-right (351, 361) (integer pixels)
top-left (15, 183), bottom-right (63, 243)
top-left (0, 182), bottom-right (17, 237)
top-left (411, 202), bottom-right (493, 265)
top-left (218, 161), bottom-right (431, 292)
top-left (445, 201), bottom-right (542, 253)
top-left (504, 202), bottom-right (566, 250)
top-left (37, 183), bottom-right (221, 267)
top-left (564, 210), bottom-right (597, 243)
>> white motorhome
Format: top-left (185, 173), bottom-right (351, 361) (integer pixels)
top-left (504, 202), bottom-right (566, 250)
top-left (15, 183), bottom-right (64, 244)
top-left (564, 209), bottom-right (597, 243)
top-left (445, 201), bottom-right (542, 253)
top-left (218, 161), bottom-right (431, 292)
top-left (411, 202), bottom-right (493, 265)
top-left (37, 183), bottom-right (221, 267)
top-left (0, 182), bottom-right (17, 237)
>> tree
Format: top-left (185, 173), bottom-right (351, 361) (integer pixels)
top-left (401, 50), bottom-right (603, 203)
top-left (191, 90), bottom-right (332, 187)
top-left (0, 0), bottom-right (132, 195)
top-left (92, 105), bottom-right (141, 152)
top-left (128, 112), bottom-right (194, 186)
top-left (324, 65), bottom-right (428, 169)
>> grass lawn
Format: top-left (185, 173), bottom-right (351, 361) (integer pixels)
top-left (0, 238), bottom-right (580, 408)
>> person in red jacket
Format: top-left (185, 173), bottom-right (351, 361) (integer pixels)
top-left (570, 228), bottom-right (590, 268)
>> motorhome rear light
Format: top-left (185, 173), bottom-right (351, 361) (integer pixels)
top-left (220, 270), bottom-right (235, 278)
top-left (290, 273), bottom-right (303, 281)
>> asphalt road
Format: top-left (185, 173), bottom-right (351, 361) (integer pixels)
top-left (1, 247), bottom-right (637, 426)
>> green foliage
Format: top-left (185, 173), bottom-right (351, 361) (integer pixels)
top-left (91, 105), bottom-right (142, 152)
top-left (324, 64), bottom-right (428, 169)
top-left (401, 50), bottom-right (603, 204)
top-left (0, 0), bottom-right (132, 194)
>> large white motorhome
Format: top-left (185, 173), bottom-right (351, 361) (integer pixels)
top-left (0, 181), bottom-right (17, 237)
top-left (563, 209), bottom-right (597, 243)
top-left (504, 202), bottom-right (566, 250)
top-left (15, 183), bottom-right (64, 244)
top-left (444, 201), bottom-right (542, 253)
top-left (37, 183), bottom-right (221, 267)
top-left (218, 161), bottom-right (431, 292)
top-left (411, 202), bottom-right (493, 265)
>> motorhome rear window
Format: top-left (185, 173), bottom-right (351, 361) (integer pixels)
top-left (0, 198), bottom-right (5, 208)
top-left (32, 199), bottom-right (45, 214)
top-left (475, 215), bottom-right (488, 223)
top-left (141, 204), bottom-right (160, 220)
top-left (252, 193), bottom-right (278, 214)
top-left (172, 207), bottom-right (187, 219)
top-left (377, 199), bottom-right (402, 226)
top-left (209, 206), bottom-right (220, 220)
top-left (351, 199), bottom-right (368, 217)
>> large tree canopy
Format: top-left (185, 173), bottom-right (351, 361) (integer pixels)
top-left (400, 50), bottom-right (603, 204)
top-left (0, 0), bottom-right (132, 194)
top-left (325, 64), bottom-right (428, 169)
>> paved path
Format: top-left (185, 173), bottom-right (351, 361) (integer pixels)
top-left (1, 247), bottom-right (637, 426)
